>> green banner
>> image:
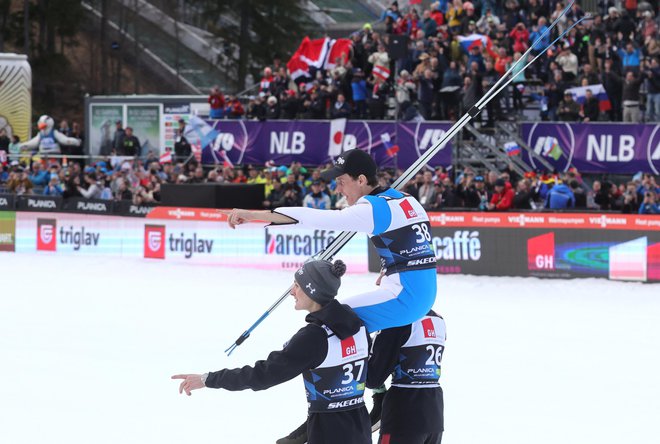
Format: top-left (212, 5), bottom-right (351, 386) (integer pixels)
top-left (0, 211), bottom-right (16, 252)
top-left (89, 105), bottom-right (124, 157)
top-left (127, 105), bottom-right (161, 156)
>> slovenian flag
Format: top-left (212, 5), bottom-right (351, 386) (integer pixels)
top-left (542, 137), bottom-right (563, 161)
top-left (565, 84), bottom-right (612, 111)
top-left (380, 133), bottom-right (399, 157)
top-left (504, 141), bottom-right (521, 156)
top-left (457, 33), bottom-right (492, 53)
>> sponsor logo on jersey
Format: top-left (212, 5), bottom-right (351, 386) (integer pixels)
top-left (327, 397), bottom-right (364, 410)
top-left (341, 336), bottom-right (357, 358)
top-left (37, 218), bottom-right (57, 251)
top-left (399, 200), bottom-right (418, 219)
top-left (144, 225), bottom-right (166, 259)
top-left (407, 256), bottom-right (436, 267)
top-left (422, 318), bottom-right (436, 338)
top-left (527, 232), bottom-right (555, 271)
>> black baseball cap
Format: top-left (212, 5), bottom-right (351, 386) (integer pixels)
top-left (321, 149), bottom-right (377, 181)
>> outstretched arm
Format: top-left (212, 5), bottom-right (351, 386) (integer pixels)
top-left (171, 325), bottom-right (326, 395)
top-left (54, 130), bottom-right (82, 146)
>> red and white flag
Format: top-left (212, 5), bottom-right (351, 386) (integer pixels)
top-left (372, 64), bottom-right (390, 80)
top-left (191, 142), bottom-right (202, 162)
top-left (218, 150), bottom-right (233, 168)
top-left (328, 118), bottom-right (347, 157)
top-left (159, 150), bottom-right (172, 164)
top-left (325, 38), bottom-right (352, 70)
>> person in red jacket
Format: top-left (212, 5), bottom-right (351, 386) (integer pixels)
top-left (488, 178), bottom-right (514, 211)
top-left (208, 86), bottom-right (225, 119)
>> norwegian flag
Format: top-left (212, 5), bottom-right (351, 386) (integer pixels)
top-left (372, 64), bottom-right (390, 81)
top-left (325, 38), bottom-right (352, 70)
top-left (159, 150), bottom-right (173, 164)
top-left (191, 142), bottom-right (202, 162)
top-left (287, 37), bottom-right (352, 84)
top-left (0, 150), bottom-right (7, 165)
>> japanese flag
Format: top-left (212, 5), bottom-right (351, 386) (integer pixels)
top-left (328, 118), bottom-right (347, 157)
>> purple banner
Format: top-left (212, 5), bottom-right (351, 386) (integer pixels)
top-left (522, 123), bottom-right (660, 174)
top-left (186, 118), bottom-right (453, 169)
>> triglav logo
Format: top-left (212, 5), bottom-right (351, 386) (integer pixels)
top-left (37, 218), bottom-right (57, 251)
top-left (144, 225), bottom-right (165, 259)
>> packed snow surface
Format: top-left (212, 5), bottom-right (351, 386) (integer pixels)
top-left (2, 254), bottom-right (659, 444)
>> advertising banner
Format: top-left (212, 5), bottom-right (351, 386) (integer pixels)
top-left (126, 105), bottom-right (162, 157)
top-left (89, 104), bottom-right (124, 156)
top-left (193, 120), bottom-right (453, 169)
top-left (0, 194), bottom-right (15, 210)
top-left (15, 195), bottom-right (62, 211)
top-left (368, 211), bottom-right (660, 282)
top-left (9, 208), bottom-right (369, 273)
top-left (0, 211), bottom-right (16, 252)
top-left (146, 207), bottom-right (368, 272)
top-left (62, 198), bottom-right (113, 215)
top-left (522, 122), bottom-right (660, 174)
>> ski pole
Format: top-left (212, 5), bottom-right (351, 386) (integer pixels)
top-left (225, 6), bottom-right (586, 355)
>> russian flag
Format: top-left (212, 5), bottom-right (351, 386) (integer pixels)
top-left (380, 133), bottom-right (399, 157)
top-left (457, 33), bottom-right (492, 53)
top-left (565, 84), bottom-right (612, 112)
top-left (504, 141), bottom-right (521, 157)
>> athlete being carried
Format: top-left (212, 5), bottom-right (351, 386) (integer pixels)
top-left (224, 149), bottom-right (439, 443)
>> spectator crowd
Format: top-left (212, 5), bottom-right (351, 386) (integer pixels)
top-left (206, 0), bottom-right (659, 125)
top-left (1, 147), bottom-right (658, 214)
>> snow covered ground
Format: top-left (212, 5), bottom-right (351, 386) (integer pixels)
top-left (1, 254), bottom-right (659, 444)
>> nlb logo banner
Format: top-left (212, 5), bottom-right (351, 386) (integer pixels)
top-left (144, 225), bottom-right (166, 259)
top-left (523, 122), bottom-right (660, 174)
top-left (37, 218), bottom-right (57, 251)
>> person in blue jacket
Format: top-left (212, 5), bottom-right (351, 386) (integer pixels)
top-left (638, 191), bottom-right (659, 214)
top-left (545, 182), bottom-right (575, 209)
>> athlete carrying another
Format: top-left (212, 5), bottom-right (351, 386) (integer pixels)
top-left (223, 149), bottom-right (438, 443)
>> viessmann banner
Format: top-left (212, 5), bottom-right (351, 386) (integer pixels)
top-left (522, 122), bottom-right (660, 174)
top-left (187, 119), bottom-right (453, 169)
top-left (367, 212), bottom-right (660, 282)
top-left (6, 209), bottom-right (368, 273)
